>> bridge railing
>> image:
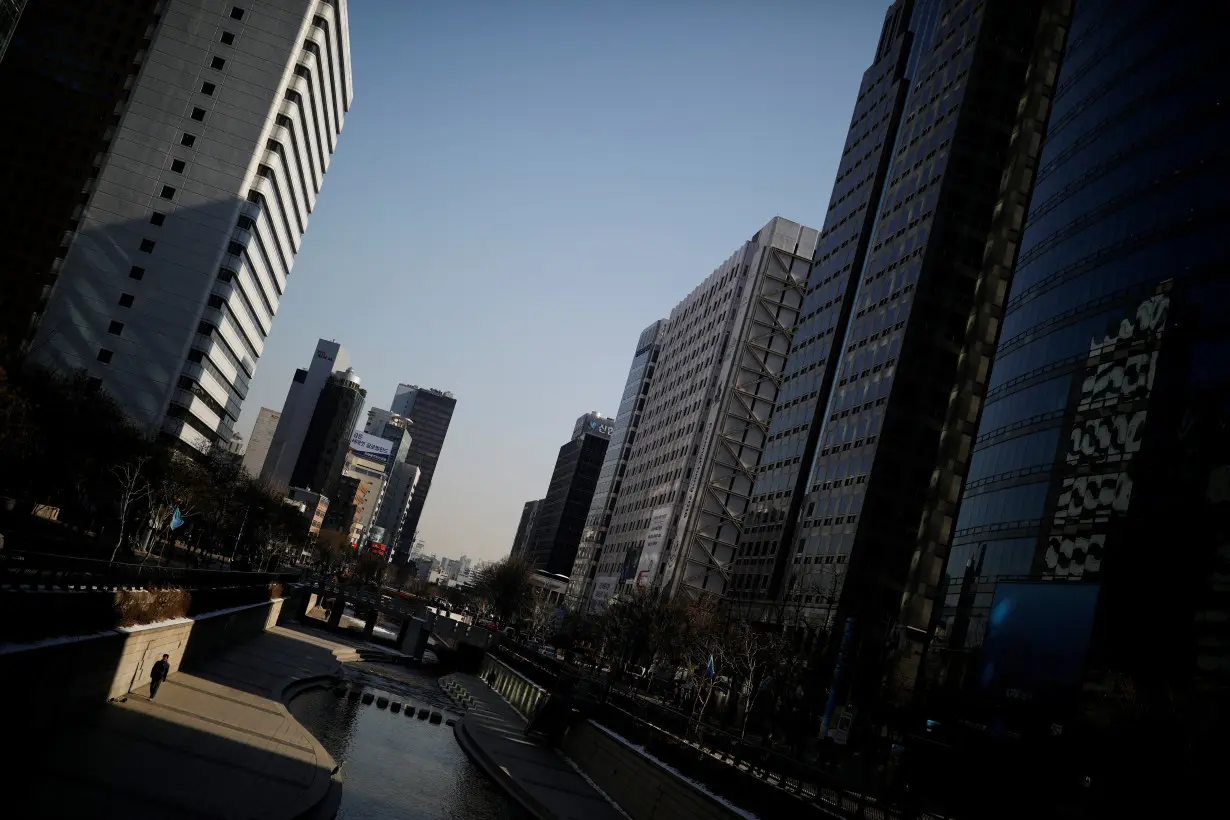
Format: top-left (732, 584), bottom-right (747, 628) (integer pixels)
top-left (0, 550), bottom-right (299, 591)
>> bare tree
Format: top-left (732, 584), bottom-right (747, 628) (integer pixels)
top-left (526, 591), bottom-right (558, 642)
top-left (109, 457), bottom-right (150, 564)
top-left (723, 621), bottom-right (784, 737)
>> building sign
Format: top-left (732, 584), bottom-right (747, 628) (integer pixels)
top-left (635, 506), bottom-right (672, 586)
top-left (573, 412), bottom-right (615, 441)
top-left (349, 431), bottom-right (394, 459)
top-left (590, 574), bottom-right (618, 612)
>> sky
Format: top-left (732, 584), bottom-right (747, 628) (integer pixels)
top-left (237, 0), bottom-right (889, 563)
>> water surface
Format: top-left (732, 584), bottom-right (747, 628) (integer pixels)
top-left (290, 664), bottom-right (525, 820)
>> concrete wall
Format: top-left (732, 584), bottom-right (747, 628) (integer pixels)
top-left (562, 721), bottom-right (743, 820)
top-left (0, 597), bottom-right (282, 716)
top-left (477, 654), bottom-right (742, 820)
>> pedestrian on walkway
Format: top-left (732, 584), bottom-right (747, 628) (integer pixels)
top-left (149, 653), bottom-right (170, 699)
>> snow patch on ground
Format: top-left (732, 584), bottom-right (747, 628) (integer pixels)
top-left (589, 721), bottom-right (762, 820)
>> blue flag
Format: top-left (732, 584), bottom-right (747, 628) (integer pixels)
top-left (705, 654), bottom-right (716, 680)
top-left (170, 507), bottom-right (184, 530)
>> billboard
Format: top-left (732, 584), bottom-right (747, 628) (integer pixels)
top-left (635, 506), bottom-right (672, 586)
top-left (573, 412), bottom-right (615, 441)
top-left (590, 574), bottom-right (618, 612)
top-left (349, 430), bottom-right (394, 460)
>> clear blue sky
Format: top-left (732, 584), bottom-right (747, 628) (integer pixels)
top-left (239, 0), bottom-right (888, 562)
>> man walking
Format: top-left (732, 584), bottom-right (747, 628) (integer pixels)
top-left (149, 653), bottom-right (170, 699)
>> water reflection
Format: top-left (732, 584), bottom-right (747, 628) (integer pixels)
top-left (289, 664), bottom-right (526, 820)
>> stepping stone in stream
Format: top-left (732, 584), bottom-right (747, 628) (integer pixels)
top-left (376, 697), bottom-right (389, 709)
top-left (390, 702), bottom-right (401, 713)
top-left (429, 711), bottom-right (442, 724)
top-left (347, 690), bottom-right (360, 701)
top-left (361, 692), bottom-right (374, 704)
top-left (417, 708), bottom-right (429, 719)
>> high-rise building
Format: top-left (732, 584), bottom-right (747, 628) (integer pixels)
top-left (898, 1), bottom-right (1227, 806)
top-left (287, 487), bottom-right (328, 537)
top-left (730, 0), bottom-right (1066, 719)
top-left (0, 0), bottom-right (26, 65)
top-left (241, 407), bottom-right (280, 478)
top-left (290, 367), bottom-right (365, 496)
top-left (524, 413), bottom-right (614, 575)
top-left (339, 447), bottom-right (387, 545)
top-left (262, 339), bottom-right (349, 490)
top-left (23, 1), bottom-right (352, 452)
top-left (567, 321), bottom-right (664, 609)
top-left (388, 384), bottom-right (457, 557)
top-left (511, 499), bottom-right (543, 558)
top-left (0, 0), bottom-right (158, 363)
top-left (588, 217), bottom-right (818, 609)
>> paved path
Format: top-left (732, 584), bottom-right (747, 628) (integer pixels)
top-left (13, 624), bottom-right (353, 820)
top-left (444, 672), bottom-right (627, 820)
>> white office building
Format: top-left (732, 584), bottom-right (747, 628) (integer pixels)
top-left (588, 217), bottom-right (819, 608)
top-left (29, 0), bottom-right (352, 453)
top-left (241, 406), bottom-right (280, 477)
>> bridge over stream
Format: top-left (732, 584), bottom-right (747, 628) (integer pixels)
top-left (304, 580), bottom-right (498, 660)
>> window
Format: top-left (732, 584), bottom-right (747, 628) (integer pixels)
top-left (108, 321), bottom-right (124, 336)
top-left (160, 185), bottom-right (175, 200)
top-left (201, 81), bottom-right (215, 96)
top-left (118, 293), bottom-right (134, 308)
top-left (149, 212), bottom-right (165, 226)
top-left (180, 133), bottom-right (196, 147)
top-left (227, 241), bottom-right (244, 255)
top-left (139, 238), bottom-right (155, 253)
top-left (97, 349), bottom-right (113, 364)
top-left (220, 31), bottom-right (235, 45)
top-left (170, 159), bottom-right (186, 173)
top-left (129, 266), bottom-right (145, 280)
top-left (210, 56), bottom-right (226, 70)
top-left (190, 107), bottom-right (206, 122)
top-left (230, 6), bottom-right (245, 19)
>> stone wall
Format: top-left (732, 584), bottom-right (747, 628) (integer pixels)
top-left (561, 721), bottom-right (744, 820)
top-left (1, 598), bottom-right (283, 717)
top-left (479, 653), bottom-right (549, 719)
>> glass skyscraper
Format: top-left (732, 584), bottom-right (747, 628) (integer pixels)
top-left (389, 384), bottom-right (457, 558)
top-left (567, 321), bottom-right (662, 610)
top-left (911, 1), bottom-right (1228, 810)
top-left (731, 0), bottom-right (1067, 715)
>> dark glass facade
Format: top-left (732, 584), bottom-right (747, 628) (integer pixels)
top-left (732, 0), bottom-right (930, 605)
top-left (510, 499), bottom-right (543, 558)
top-left (526, 432), bottom-right (611, 576)
top-left (389, 386), bottom-right (457, 557)
top-left (921, 1), bottom-right (1229, 806)
top-left (0, 0), bottom-right (159, 361)
top-left (291, 372), bottom-right (365, 496)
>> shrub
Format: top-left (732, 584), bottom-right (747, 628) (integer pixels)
top-left (114, 587), bottom-right (190, 627)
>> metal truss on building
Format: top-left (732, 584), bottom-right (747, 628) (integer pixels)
top-left (672, 243), bottom-right (813, 599)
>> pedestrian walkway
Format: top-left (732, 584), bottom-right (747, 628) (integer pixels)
top-left (445, 672), bottom-right (627, 820)
top-left (12, 623), bottom-right (353, 820)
